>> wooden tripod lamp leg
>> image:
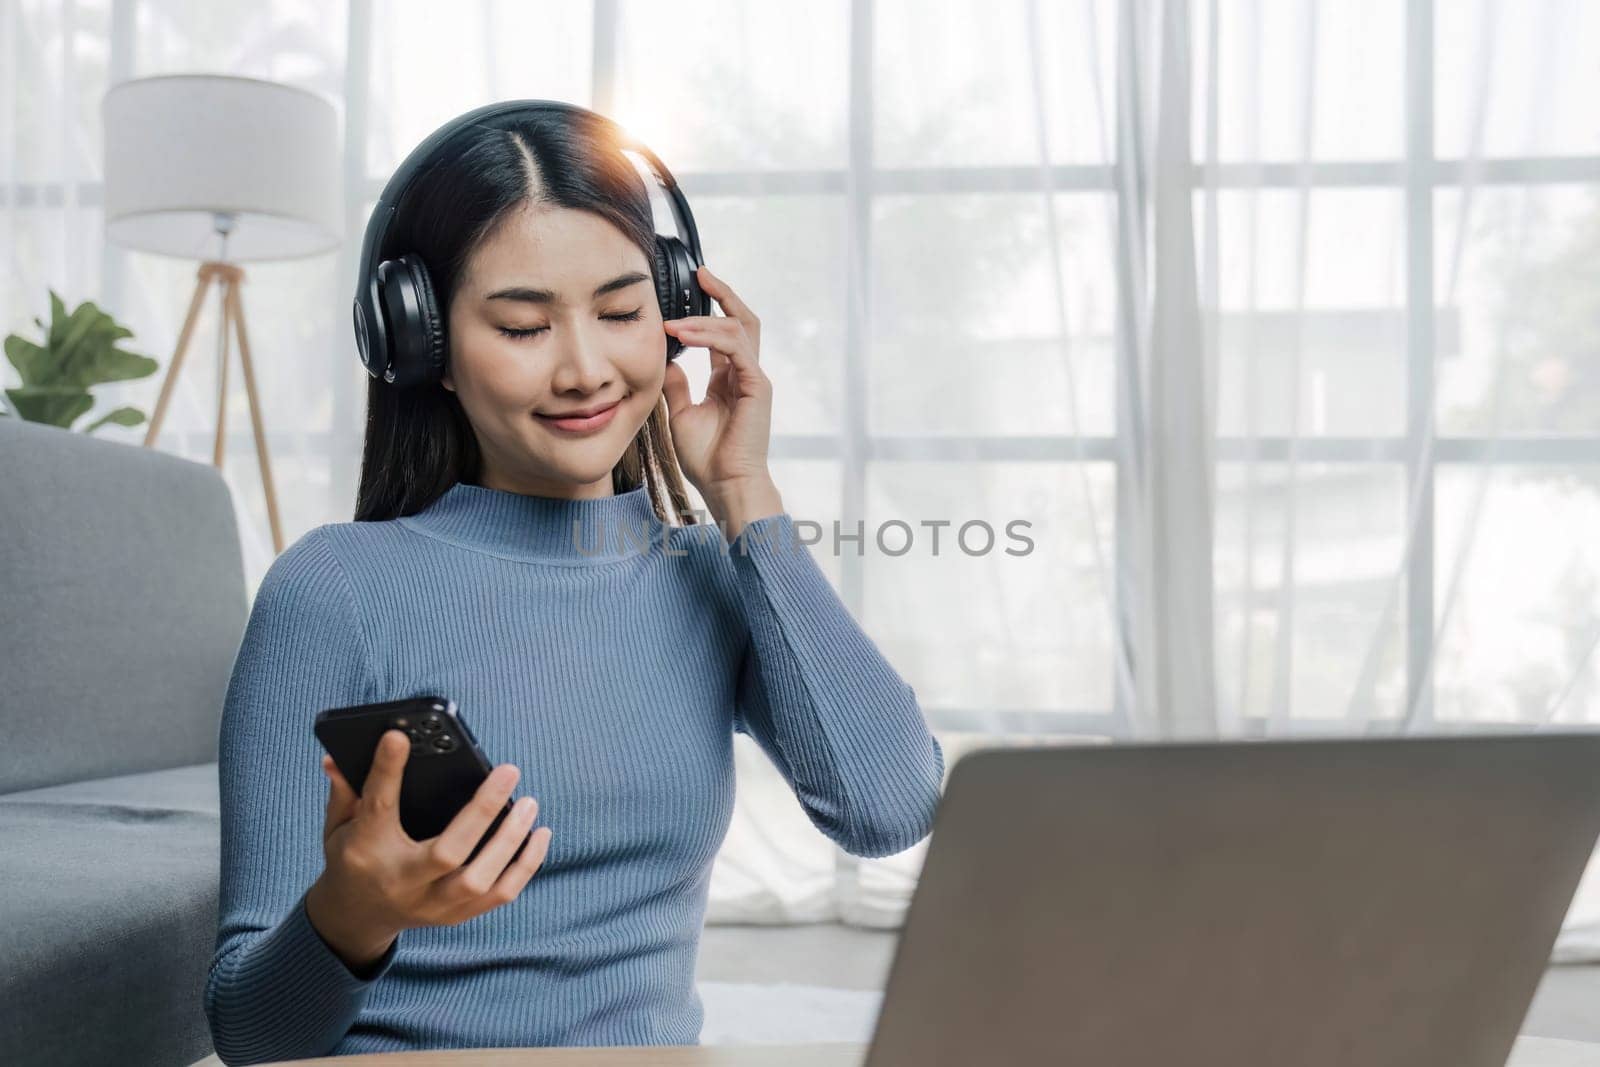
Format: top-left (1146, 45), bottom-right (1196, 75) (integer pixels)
top-left (226, 273), bottom-right (285, 555)
top-left (212, 266), bottom-right (233, 470)
top-left (143, 263), bottom-right (215, 448)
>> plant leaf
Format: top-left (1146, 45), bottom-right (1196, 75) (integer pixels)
top-left (4, 293), bottom-right (158, 431)
top-left (6, 386), bottom-right (95, 428)
top-left (3, 334), bottom-right (53, 385)
top-left (49, 295), bottom-right (153, 388)
top-left (83, 405), bottom-right (147, 433)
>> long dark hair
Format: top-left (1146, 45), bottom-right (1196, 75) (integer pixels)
top-left (352, 106), bottom-right (698, 527)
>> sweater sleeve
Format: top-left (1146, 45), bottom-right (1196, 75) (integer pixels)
top-left (726, 512), bottom-right (946, 859)
top-left (205, 526), bottom-right (400, 1066)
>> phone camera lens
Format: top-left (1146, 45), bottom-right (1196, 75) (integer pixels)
top-left (421, 717), bottom-right (443, 733)
top-left (432, 734), bottom-right (456, 752)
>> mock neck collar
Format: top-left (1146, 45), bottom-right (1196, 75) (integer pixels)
top-left (396, 481), bottom-right (667, 563)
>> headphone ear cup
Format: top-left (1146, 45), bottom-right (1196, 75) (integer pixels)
top-left (652, 237), bottom-right (683, 361)
top-left (378, 253), bottom-right (447, 388)
top-left (409, 255), bottom-right (448, 385)
top-left (654, 236), bottom-right (710, 362)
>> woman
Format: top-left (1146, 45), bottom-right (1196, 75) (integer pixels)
top-left (203, 105), bottom-right (945, 1063)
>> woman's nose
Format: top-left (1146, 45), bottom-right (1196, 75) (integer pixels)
top-left (548, 321), bottom-right (615, 394)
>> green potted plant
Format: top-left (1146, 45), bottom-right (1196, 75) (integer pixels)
top-left (1, 289), bottom-right (158, 432)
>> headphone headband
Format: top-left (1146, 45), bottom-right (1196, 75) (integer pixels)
top-left (353, 99), bottom-right (705, 385)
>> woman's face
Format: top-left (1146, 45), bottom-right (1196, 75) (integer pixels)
top-left (441, 203), bottom-right (666, 499)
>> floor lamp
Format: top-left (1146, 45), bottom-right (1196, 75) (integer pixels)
top-left (102, 74), bottom-right (343, 554)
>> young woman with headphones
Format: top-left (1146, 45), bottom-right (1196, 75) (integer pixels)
top-left (204, 101), bottom-right (945, 1062)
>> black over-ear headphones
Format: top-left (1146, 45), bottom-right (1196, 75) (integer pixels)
top-left (352, 99), bottom-right (710, 389)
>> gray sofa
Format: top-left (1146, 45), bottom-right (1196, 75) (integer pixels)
top-left (1, 415), bottom-right (246, 1066)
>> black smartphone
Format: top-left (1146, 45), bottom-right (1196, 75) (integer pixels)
top-left (313, 695), bottom-right (531, 866)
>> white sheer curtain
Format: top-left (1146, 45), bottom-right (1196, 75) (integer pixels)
top-left (6, 0), bottom-right (1600, 957)
top-left (1179, 0), bottom-right (1600, 958)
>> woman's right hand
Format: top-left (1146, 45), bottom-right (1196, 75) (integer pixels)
top-left (304, 729), bottom-right (554, 972)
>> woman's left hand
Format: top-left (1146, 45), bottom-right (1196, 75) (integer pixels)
top-left (661, 265), bottom-right (775, 512)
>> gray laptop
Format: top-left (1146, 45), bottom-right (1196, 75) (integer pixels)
top-left (863, 733), bottom-right (1600, 1067)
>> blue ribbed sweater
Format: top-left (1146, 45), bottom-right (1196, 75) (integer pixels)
top-left (204, 480), bottom-right (945, 1064)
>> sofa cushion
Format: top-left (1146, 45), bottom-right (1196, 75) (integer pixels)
top-left (0, 776), bottom-right (220, 1066)
top-left (0, 761), bottom-right (219, 814)
top-left (0, 417), bottom-right (246, 794)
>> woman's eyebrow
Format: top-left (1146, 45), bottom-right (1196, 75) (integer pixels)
top-left (483, 271), bottom-right (650, 305)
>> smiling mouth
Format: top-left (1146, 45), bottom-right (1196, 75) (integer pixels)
top-left (533, 395), bottom-right (625, 433)
top-left (538, 397), bottom-right (623, 419)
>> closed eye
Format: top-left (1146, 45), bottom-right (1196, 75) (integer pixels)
top-left (498, 308), bottom-right (644, 341)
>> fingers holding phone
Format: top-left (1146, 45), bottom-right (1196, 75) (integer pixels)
top-left (428, 789), bottom-right (554, 925)
top-left (319, 729), bottom-right (409, 848)
top-left (318, 732), bottom-right (551, 931)
top-left (360, 727), bottom-right (409, 821)
top-left (307, 699), bottom-right (555, 970)
top-left (320, 751), bottom-right (359, 839)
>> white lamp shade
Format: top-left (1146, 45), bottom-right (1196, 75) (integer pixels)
top-left (103, 74), bottom-right (343, 262)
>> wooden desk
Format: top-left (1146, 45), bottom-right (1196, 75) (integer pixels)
top-left (267, 1035), bottom-right (1600, 1065)
top-left (269, 1048), bottom-right (861, 1067)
